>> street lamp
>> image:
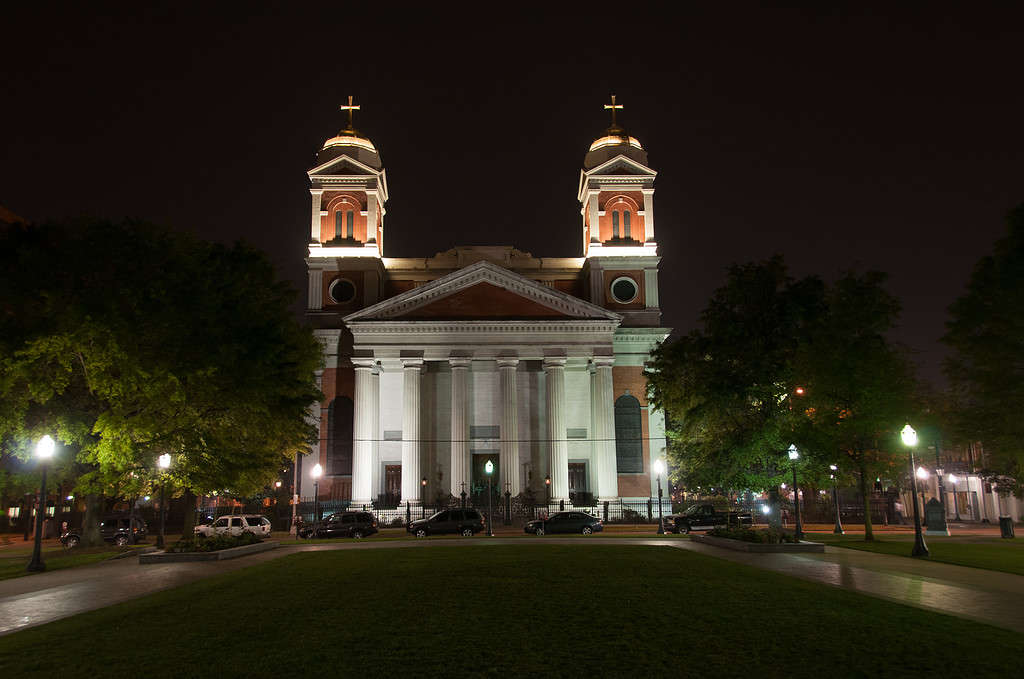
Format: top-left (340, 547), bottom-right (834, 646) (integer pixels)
top-left (421, 477), bottom-right (427, 518)
top-left (485, 460), bottom-right (494, 537)
top-left (157, 453), bottom-right (171, 549)
top-left (788, 445), bottom-right (803, 540)
top-left (830, 464), bottom-right (844, 535)
top-left (653, 458), bottom-right (666, 535)
top-left (901, 424), bottom-right (929, 557)
top-left (27, 435), bottom-right (56, 572)
top-left (311, 463), bottom-right (323, 530)
top-left (544, 474), bottom-right (551, 506)
top-left (916, 465), bottom-right (930, 526)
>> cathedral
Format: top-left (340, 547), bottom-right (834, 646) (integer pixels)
top-left (301, 97), bottom-right (670, 509)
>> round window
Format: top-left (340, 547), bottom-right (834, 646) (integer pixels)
top-left (610, 276), bottom-right (639, 304)
top-left (329, 278), bottom-right (357, 304)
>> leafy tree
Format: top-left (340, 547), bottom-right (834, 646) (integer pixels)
top-left (0, 219), bottom-right (322, 543)
top-left (791, 272), bottom-right (921, 540)
top-left (944, 204), bottom-right (1024, 494)
top-left (647, 257), bottom-right (824, 525)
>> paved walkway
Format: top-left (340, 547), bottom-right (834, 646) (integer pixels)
top-left (2, 537), bottom-right (1023, 637)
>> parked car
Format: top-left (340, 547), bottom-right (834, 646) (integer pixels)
top-left (299, 511), bottom-right (378, 539)
top-left (407, 508), bottom-right (485, 537)
top-left (662, 504), bottom-right (753, 534)
top-left (194, 514), bottom-right (272, 538)
top-left (524, 511), bottom-right (603, 535)
top-left (60, 515), bottom-right (147, 548)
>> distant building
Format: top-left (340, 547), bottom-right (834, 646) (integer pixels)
top-left (299, 98), bottom-right (670, 508)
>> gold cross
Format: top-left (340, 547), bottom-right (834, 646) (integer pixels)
top-left (339, 95), bottom-right (360, 129)
top-left (603, 94), bottom-right (623, 127)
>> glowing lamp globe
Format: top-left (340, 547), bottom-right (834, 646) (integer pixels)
top-left (35, 435), bottom-right (55, 460)
top-left (901, 424), bottom-right (918, 447)
top-left (948, 473), bottom-right (958, 484)
top-left (485, 460), bottom-right (494, 475)
top-left (158, 453), bottom-right (171, 469)
top-left (788, 444), bottom-right (799, 461)
top-left (311, 463), bottom-right (323, 479)
top-left (916, 466), bottom-right (929, 480)
top-left (653, 459), bottom-right (666, 475)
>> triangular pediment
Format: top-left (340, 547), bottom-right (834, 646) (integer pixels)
top-left (344, 260), bottom-right (622, 322)
top-left (586, 154), bottom-right (657, 177)
top-left (308, 154), bottom-right (379, 177)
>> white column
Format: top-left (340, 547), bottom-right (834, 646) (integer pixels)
top-left (351, 359), bottom-right (376, 506)
top-left (310, 190), bottom-right (323, 242)
top-left (642, 189), bottom-right (655, 242)
top-left (588, 190), bottom-right (600, 242)
top-left (370, 364), bottom-right (380, 501)
top-left (498, 358), bottom-right (520, 496)
top-left (366, 190), bottom-right (378, 243)
top-left (544, 357), bottom-right (569, 501)
top-left (593, 357), bottom-right (618, 500)
top-left (308, 269), bottom-right (323, 310)
top-left (449, 358), bottom-right (470, 497)
top-left (401, 358), bottom-right (424, 504)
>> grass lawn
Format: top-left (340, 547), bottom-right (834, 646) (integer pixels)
top-left (2, 546), bottom-right (1022, 677)
top-left (807, 532), bottom-right (1024, 575)
top-left (0, 546), bottom-right (142, 581)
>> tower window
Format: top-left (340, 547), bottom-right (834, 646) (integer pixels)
top-left (610, 276), bottom-right (639, 304)
top-left (329, 277), bottom-right (357, 304)
top-left (612, 211), bottom-right (620, 238)
top-left (623, 211), bottom-right (631, 238)
top-left (614, 394), bottom-right (643, 473)
top-left (346, 211), bottom-right (354, 238)
top-left (334, 211), bottom-right (343, 238)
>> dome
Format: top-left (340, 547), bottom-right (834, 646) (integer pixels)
top-left (589, 134), bottom-right (642, 152)
top-left (583, 131), bottom-right (649, 170)
top-left (316, 128), bottom-right (382, 170)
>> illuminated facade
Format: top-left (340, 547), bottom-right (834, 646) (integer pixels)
top-left (302, 99), bottom-right (670, 507)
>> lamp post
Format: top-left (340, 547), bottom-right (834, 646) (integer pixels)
top-left (27, 435), bottom-right (56, 572)
top-left (544, 474), bottom-right (551, 507)
top-left (901, 424), bottom-right (929, 557)
top-left (311, 463), bottom-right (323, 532)
top-left (460, 481), bottom-right (466, 509)
top-left (830, 464), bottom-right (844, 534)
top-left (157, 453), bottom-right (171, 549)
top-left (653, 459), bottom-right (666, 535)
top-left (485, 460), bottom-right (494, 537)
top-left (948, 474), bottom-right (962, 521)
top-left (788, 445), bottom-right (803, 540)
top-left (504, 481), bottom-right (512, 526)
top-left (421, 477), bottom-right (427, 518)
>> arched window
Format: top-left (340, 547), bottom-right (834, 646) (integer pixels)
top-left (612, 211), bottom-right (620, 238)
top-left (326, 397), bottom-right (354, 475)
top-left (346, 211), bottom-right (354, 238)
top-left (623, 210), bottom-right (631, 239)
top-left (334, 211), bottom-right (343, 238)
top-left (614, 394), bottom-right (643, 473)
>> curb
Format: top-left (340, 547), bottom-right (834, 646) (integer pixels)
top-left (139, 541), bottom-right (279, 564)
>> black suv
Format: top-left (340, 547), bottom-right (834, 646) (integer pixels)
top-left (299, 511), bottom-right (378, 539)
top-left (407, 508), bottom-right (485, 537)
top-left (524, 511), bottom-right (603, 535)
top-left (60, 515), bottom-right (147, 548)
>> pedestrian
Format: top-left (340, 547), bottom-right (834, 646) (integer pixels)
top-left (894, 499), bottom-right (905, 525)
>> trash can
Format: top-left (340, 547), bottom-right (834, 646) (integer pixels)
top-left (999, 516), bottom-right (1015, 539)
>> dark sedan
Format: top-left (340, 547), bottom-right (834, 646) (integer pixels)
top-left (299, 511), bottom-right (378, 539)
top-left (407, 508), bottom-right (485, 537)
top-left (525, 511), bottom-right (603, 535)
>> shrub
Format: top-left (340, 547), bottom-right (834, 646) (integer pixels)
top-left (707, 527), bottom-right (799, 544)
top-left (168, 532), bottom-right (263, 553)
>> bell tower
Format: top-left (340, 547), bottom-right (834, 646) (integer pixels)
top-left (578, 95), bottom-right (662, 327)
top-left (306, 97), bottom-right (389, 319)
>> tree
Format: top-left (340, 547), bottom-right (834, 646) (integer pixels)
top-left (944, 204), bottom-right (1024, 494)
top-left (647, 257), bottom-right (824, 524)
top-left (0, 219), bottom-right (322, 543)
top-left (792, 272), bottom-right (921, 540)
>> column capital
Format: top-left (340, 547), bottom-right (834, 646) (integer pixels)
top-left (449, 357), bottom-right (472, 369)
top-left (592, 356), bottom-right (615, 369)
top-left (310, 188), bottom-right (324, 195)
top-left (401, 358), bottom-right (424, 370)
top-left (496, 357), bottom-right (520, 370)
top-left (542, 356), bottom-right (567, 370)
top-left (352, 357), bottom-right (376, 371)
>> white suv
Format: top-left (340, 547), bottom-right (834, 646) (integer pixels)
top-left (195, 514), bottom-right (272, 538)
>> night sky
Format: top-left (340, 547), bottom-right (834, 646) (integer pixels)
top-left (3, 5), bottom-right (1021, 386)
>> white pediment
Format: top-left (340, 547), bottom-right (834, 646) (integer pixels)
top-left (308, 154), bottom-right (380, 177)
top-left (585, 154), bottom-right (657, 178)
top-left (344, 260), bottom-right (622, 322)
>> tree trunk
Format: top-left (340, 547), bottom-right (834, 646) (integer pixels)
top-left (81, 493), bottom-right (104, 547)
top-left (858, 459), bottom-right (874, 541)
top-left (180, 489), bottom-right (197, 540)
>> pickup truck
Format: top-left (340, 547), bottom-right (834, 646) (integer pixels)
top-left (662, 504), bottom-right (752, 534)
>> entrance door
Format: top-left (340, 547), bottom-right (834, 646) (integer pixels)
top-left (471, 454), bottom-right (499, 504)
top-left (384, 465), bottom-right (402, 506)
